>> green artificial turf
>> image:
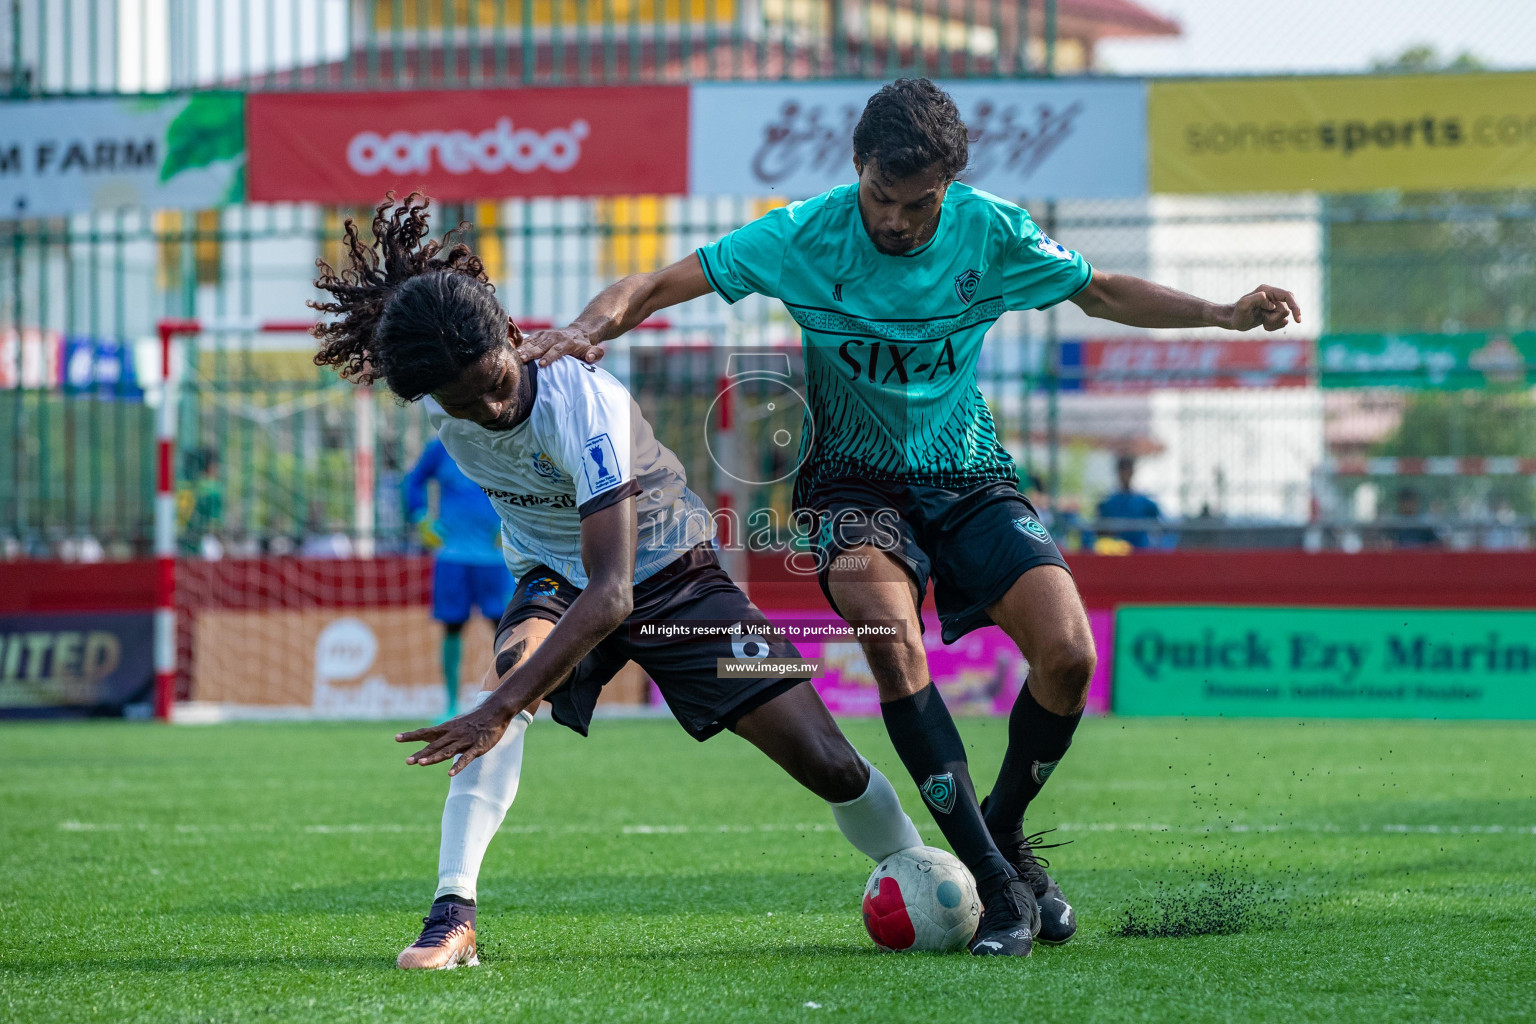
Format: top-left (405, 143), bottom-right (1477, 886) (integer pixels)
top-left (1, 716), bottom-right (1532, 1023)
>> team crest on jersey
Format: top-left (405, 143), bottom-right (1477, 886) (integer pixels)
top-left (1014, 515), bottom-right (1051, 544)
top-left (1035, 234), bottom-right (1073, 261)
top-left (920, 772), bottom-right (957, 814)
top-left (530, 451), bottom-right (560, 479)
top-left (953, 268), bottom-right (982, 305)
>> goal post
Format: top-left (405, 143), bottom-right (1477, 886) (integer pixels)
top-left (152, 318), bottom-right (343, 719)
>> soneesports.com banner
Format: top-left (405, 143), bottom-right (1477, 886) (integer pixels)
top-left (0, 94), bottom-right (245, 218)
top-left (688, 80), bottom-right (1147, 199)
top-left (1114, 606), bottom-right (1536, 720)
top-left (1150, 71), bottom-right (1536, 194)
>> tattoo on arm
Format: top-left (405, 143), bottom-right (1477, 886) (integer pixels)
top-left (495, 639), bottom-right (527, 680)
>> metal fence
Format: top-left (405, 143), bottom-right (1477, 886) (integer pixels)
top-left (7, 0), bottom-right (1102, 95)
top-left (3, 192), bottom-right (1534, 557)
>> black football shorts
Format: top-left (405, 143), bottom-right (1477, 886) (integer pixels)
top-left (803, 476), bottom-right (1071, 644)
top-left (496, 544), bottom-right (804, 741)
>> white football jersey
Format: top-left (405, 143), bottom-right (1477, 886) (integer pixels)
top-left (431, 358), bottom-right (713, 587)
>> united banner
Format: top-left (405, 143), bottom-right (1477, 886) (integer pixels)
top-left (0, 611), bottom-right (154, 717)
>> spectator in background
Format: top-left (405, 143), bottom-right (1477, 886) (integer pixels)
top-left (180, 448), bottom-right (225, 556)
top-left (404, 435), bottom-right (513, 719)
top-left (1096, 454), bottom-right (1163, 550)
top-left (1382, 486), bottom-right (1441, 549)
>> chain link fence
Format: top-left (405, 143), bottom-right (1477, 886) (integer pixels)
top-left (2, 1), bottom-right (1534, 557)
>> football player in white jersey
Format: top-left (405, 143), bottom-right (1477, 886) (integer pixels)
top-left (311, 194), bottom-right (925, 970)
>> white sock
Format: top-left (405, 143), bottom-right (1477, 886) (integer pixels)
top-left (829, 757), bottom-right (924, 861)
top-left (433, 696), bottom-right (533, 902)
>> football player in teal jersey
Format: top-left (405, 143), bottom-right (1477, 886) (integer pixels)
top-left (521, 79), bottom-right (1300, 957)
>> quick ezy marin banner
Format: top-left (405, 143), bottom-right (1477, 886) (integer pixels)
top-left (1114, 606), bottom-right (1536, 720)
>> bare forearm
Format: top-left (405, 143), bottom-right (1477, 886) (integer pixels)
top-left (1071, 271), bottom-right (1300, 333)
top-left (483, 586), bottom-right (631, 719)
top-left (1073, 272), bottom-right (1233, 329)
top-left (567, 274), bottom-right (661, 344)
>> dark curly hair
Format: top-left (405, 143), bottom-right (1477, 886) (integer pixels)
top-left (853, 78), bottom-right (969, 181)
top-left (310, 192), bottom-right (508, 402)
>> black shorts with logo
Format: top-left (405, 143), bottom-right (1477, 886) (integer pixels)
top-left (496, 544), bottom-right (804, 741)
top-left (805, 476), bottom-right (1071, 645)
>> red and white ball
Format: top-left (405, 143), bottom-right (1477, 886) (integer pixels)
top-left (861, 846), bottom-right (980, 952)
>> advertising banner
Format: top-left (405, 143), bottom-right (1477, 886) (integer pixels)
top-left (732, 610), bottom-right (1113, 716)
top-left (689, 80), bottom-right (1147, 199)
top-left (0, 611), bottom-right (153, 716)
top-left (247, 87), bottom-right (690, 203)
top-left (0, 94), bottom-right (245, 218)
top-left (1151, 72), bottom-right (1536, 194)
top-left (1114, 606), bottom-right (1536, 719)
top-left (1061, 336), bottom-right (1313, 391)
top-left (1319, 331), bottom-right (1536, 389)
top-left (189, 607), bottom-right (646, 718)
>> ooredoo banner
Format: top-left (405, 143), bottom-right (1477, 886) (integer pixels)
top-left (688, 80), bottom-right (1147, 199)
top-left (1151, 71), bottom-right (1536, 194)
top-left (246, 87), bottom-right (690, 203)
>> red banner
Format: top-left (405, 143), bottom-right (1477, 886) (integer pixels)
top-left (1075, 336), bottom-right (1313, 391)
top-left (247, 87), bottom-right (690, 202)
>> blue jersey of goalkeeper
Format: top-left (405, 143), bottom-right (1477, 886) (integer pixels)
top-left (403, 439), bottom-right (506, 567)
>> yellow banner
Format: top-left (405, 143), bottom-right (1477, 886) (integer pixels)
top-left (1150, 72), bottom-right (1536, 194)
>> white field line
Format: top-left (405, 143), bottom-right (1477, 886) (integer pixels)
top-left (54, 820), bottom-right (1536, 836)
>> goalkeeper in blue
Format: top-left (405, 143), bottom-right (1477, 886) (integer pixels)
top-left (519, 78), bottom-right (1302, 957)
top-left (403, 436), bottom-right (512, 717)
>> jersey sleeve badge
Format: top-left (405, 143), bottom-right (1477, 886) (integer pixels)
top-left (581, 433), bottom-right (622, 493)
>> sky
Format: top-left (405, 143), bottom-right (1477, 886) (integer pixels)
top-left (1096, 0), bottom-right (1536, 76)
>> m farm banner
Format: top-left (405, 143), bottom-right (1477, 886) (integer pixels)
top-left (0, 94), bottom-right (245, 217)
top-left (1151, 71), bottom-right (1536, 194)
top-left (1114, 606), bottom-right (1536, 719)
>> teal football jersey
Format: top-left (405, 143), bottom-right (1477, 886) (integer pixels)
top-left (696, 182), bottom-right (1092, 493)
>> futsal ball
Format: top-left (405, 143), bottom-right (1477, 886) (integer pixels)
top-left (861, 846), bottom-right (980, 952)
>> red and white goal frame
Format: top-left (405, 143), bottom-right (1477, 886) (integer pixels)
top-left (151, 316), bottom-right (689, 721)
top-left (152, 318), bottom-right (331, 718)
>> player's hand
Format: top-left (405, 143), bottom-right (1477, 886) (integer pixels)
top-left (396, 703), bottom-right (512, 776)
top-left (516, 326), bottom-right (606, 367)
top-left (1227, 285), bottom-right (1301, 332)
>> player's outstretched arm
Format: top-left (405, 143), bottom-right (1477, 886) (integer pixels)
top-left (1070, 271), bottom-right (1301, 333)
top-left (517, 254), bottom-right (713, 367)
top-left (396, 497), bottom-right (639, 774)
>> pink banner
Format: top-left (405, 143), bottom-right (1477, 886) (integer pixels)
top-left (650, 610), bottom-right (1113, 717)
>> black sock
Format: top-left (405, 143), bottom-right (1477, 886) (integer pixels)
top-left (983, 677), bottom-right (1082, 841)
top-left (434, 894), bottom-right (475, 909)
top-left (881, 683), bottom-right (1014, 899)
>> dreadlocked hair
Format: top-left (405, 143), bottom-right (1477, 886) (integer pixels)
top-left (310, 192), bottom-right (507, 402)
